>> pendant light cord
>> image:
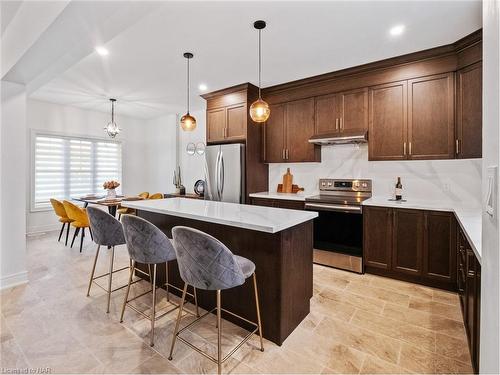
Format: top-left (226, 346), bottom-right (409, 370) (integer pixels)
top-left (187, 57), bottom-right (190, 114)
top-left (111, 100), bottom-right (114, 122)
top-left (258, 28), bottom-right (262, 99)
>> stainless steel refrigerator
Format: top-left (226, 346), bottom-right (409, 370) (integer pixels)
top-left (204, 144), bottom-right (245, 203)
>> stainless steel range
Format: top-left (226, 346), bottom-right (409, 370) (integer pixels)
top-left (305, 179), bottom-right (372, 273)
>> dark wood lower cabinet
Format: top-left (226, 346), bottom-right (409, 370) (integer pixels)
top-left (363, 206), bottom-right (392, 270)
top-left (457, 227), bottom-right (481, 374)
top-left (364, 206), bottom-right (456, 290)
top-left (250, 197), bottom-right (305, 210)
top-left (423, 211), bottom-right (457, 283)
top-left (392, 209), bottom-right (424, 275)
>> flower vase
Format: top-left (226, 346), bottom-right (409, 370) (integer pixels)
top-left (106, 188), bottom-right (117, 199)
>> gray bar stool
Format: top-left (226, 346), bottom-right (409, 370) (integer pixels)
top-left (168, 226), bottom-right (264, 375)
top-left (86, 206), bottom-right (132, 313)
top-left (120, 215), bottom-right (199, 347)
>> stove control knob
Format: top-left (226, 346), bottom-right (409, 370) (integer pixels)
top-left (362, 182), bottom-right (368, 188)
top-left (327, 182), bottom-right (333, 187)
top-left (321, 181), bottom-right (326, 187)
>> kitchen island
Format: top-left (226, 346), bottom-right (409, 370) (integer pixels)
top-left (122, 198), bottom-right (317, 345)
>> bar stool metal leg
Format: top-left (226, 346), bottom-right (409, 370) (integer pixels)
top-left (253, 273), bottom-right (264, 352)
top-left (150, 264), bottom-right (157, 347)
top-left (120, 260), bottom-right (134, 323)
top-left (86, 245), bottom-right (101, 296)
top-left (194, 287), bottom-right (200, 317)
top-left (106, 246), bottom-right (115, 313)
top-left (168, 283), bottom-right (188, 360)
top-left (165, 262), bottom-right (169, 302)
top-left (217, 290), bottom-right (222, 375)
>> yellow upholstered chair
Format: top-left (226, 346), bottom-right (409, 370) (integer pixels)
top-left (63, 200), bottom-right (92, 253)
top-left (50, 198), bottom-right (74, 246)
top-left (117, 192), bottom-right (150, 220)
top-left (149, 193), bottom-right (163, 199)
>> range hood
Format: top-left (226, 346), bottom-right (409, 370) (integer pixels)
top-left (308, 130), bottom-right (368, 145)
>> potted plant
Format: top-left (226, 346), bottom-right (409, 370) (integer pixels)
top-left (103, 180), bottom-right (120, 199)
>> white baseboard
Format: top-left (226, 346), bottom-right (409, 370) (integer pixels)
top-left (26, 223), bottom-right (61, 235)
top-left (0, 271), bottom-right (28, 290)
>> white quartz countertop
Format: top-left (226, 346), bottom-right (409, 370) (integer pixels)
top-left (363, 197), bottom-right (482, 263)
top-left (122, 198), bottom-right (317, 234)
top-left (249, 191), bottom-right (312, 201)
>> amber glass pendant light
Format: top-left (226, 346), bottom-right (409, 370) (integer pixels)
top-left (180, 52), bottom-right (197, 131)
top-left (249, 20), bottom-right (270, 123)
top-left (104, 98), bottom-right (121, 138)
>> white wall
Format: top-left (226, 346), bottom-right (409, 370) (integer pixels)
top-left (480, 0), bottom-right (500, 372)
top-left (178, 109), bottom-right (207, 194)
top-left (26, 99), bottom-right (177, 233)
top-left (1, 82), bottom-right (28, 289)
top-left (143, 113), bottom-right (178, 194)
top-left (269, 145), bottom-right (482, 206)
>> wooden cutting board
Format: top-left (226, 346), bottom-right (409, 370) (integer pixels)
top-left (277, 184), bottom-right (304, 193)
top-left (282, 168), bottom-right (293, 193)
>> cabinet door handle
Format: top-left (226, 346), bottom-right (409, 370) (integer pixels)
top-left (456, 139), bottom-right (460, 155)
top-left (286, 149), bottom-right (289, 160)
top-left (403, 142), bottom-right (407, 156)
top-left (335, 118), bottom-right (339, 130)
top-left (282, 149), bottom-right (285, 160)
top-left (409, 142), bottom-right (412, 156)
top-left (340, 118), bottom-right (343, 130)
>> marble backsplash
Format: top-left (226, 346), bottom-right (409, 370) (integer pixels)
top-left (268, 144), bottom-right (482, 207)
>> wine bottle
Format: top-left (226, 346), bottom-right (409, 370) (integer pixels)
top-left (395, 177), bottom-right (403, 200)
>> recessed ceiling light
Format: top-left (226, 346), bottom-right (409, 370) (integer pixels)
top-left (198, 83), bottom-right (208, 91)
top-left (95, 46), bottom-right (109, 56)
top-left (389, 24), bottom-right (405, 37)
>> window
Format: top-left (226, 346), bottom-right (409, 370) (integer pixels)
top-left (32, 132), bottom-right (122, 210)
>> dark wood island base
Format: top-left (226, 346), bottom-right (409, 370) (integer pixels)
top-left (135, 210), bottom-right (313, 346)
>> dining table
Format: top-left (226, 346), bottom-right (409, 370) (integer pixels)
top-left (72, 195), bottom-right (144, 217)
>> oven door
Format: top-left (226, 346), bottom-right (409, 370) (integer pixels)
top-left (305, 202), bottom-right (364, 273)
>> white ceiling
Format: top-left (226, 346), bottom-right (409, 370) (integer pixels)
top-left (21, 1), bottom-right (482, 119)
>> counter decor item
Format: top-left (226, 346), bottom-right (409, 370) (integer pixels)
top-left (277, 184), bottom-right (305, 194)
top-left (173, 166), bottom-right (185, 195)
top-left (395, 176), bottom-right (403, 200)
top-left (282, 168), bottom-right (293, 193)
top-left (103, 180), bottom-right (120, 199)
top-left (194, 179), bottom-right (205, 196)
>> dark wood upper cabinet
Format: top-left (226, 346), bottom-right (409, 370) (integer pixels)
top-left (264, 98), bottom-right (320, 163)
top-left (225, 104), bottom-right (246, 140)
top-left (314, 88), bottom-right (367, 135)
top-left (264, 104), bottom-right (285, 163)
top-left (423, 211), bottom-right (456, 283)
top-left (368, 81), bottom-right (407, 161)
top-left (314, 94), bottom-right (340, 135)
top-left (207, 108), bottom-right (226, 143)
top-left (339, 87), bottom-right (368, 132)
top-left (392, 208), bottom-right (424, 275)
top-left (408, 73), bottom-right (455, 160)
top-left (286, 98), bottom-right (318, 162)
top-left (457, 62), bottom-right (482, 158)
top-left (204, 86), bottom-right (251, 144)
top-left (363, 206), bottom-right (392, 270)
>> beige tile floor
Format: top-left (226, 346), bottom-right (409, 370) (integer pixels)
top-left (0, 231), bottom-right (473, 374)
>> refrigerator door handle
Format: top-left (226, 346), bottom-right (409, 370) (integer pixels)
top-left (215, 150), bottom-right (221, 200)
top-left (219, 151), bottom-right (225, 198)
